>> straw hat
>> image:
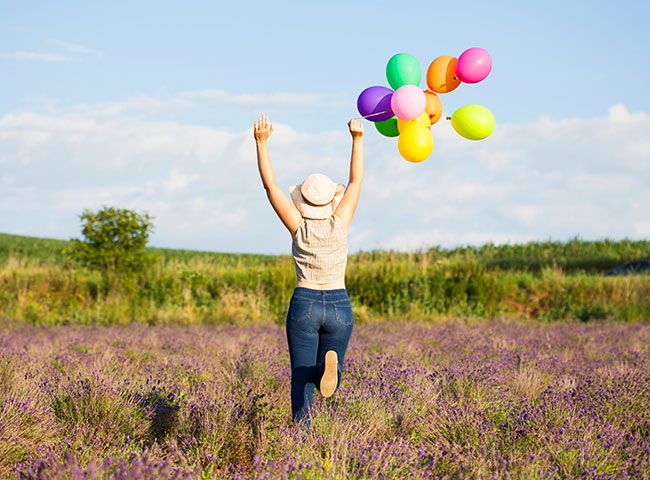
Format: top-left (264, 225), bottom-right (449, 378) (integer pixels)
top-left (289, 173), bottom-right (346, 219)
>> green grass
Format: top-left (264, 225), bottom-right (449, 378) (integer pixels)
top-left (0, 232), bottom-right (276, 267)
top-left (2, 232), bottom-right (648, 273)
top-left (1, 232), bottom-right (648, 325)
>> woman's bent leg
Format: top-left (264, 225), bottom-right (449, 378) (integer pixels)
top-left (317, 295), bottom-right (354, 391)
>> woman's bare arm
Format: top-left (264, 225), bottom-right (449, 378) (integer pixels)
top-left (334, 119), bottom-right (364, 228)
top-left (254, 114), bottom-right (301, 235)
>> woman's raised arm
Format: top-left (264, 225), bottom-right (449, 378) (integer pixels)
top-left (334, 119), bottom-right (364, 228)
top-left (254, 114), bottom-right (301, 235)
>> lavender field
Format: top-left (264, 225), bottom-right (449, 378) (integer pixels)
top-left (1, 318), bottom-right (648, 479)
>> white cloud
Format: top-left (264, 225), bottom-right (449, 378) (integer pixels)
top-left (0, 97), bottom-right (648, 254)
top-left (47, 39), bottom-right (103, 59)
top-left (634, 222), bottom-right (650, 237)
top-left (54, 185), bottom-right (160, 213)
top-left (0, 51), bottom-right (72, 63)
top-left (510, 205), bottom-right (542, 225)
top-left (0, 40), bottom-right (102, 64)
top-left (9, 89), bottom-right (345, 123)
top-left (161, 168), bottom-right (199, 193)
top-left (382, 230), bottom-right (537, 251)
top-left (362, 103), bottom-right (649, 251)
top-left (1, 175), bottom-right (15, 186)
top-left (179, 89), bottom-right (335, 107)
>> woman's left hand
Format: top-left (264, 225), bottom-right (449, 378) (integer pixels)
top-left (254, 114), bottom-right (274, 142)
top-left (348, 119), bottom-right (364, 138)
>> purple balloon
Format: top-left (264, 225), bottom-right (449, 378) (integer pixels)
top-left (357, 86), bottom-right (394, 122)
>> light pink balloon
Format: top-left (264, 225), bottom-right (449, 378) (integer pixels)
top-left (390, 85), bottom-right (426, 120)
top-left (456, 47), bottom-right (492, 84)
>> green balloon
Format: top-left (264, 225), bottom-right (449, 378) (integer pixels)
top-left (375, 116), bottom-right (400, 137)
top-left (451, 104), bottom-right (495, 140)
top-left (386, 53), bottom-right (421, 90)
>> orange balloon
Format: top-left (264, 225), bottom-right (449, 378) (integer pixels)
top-left (424, 90), bottom-right (443, 124)
top-left (426, 56), bottom-right (461, 94)
top-left (397, 111), bottom-right (430, 133)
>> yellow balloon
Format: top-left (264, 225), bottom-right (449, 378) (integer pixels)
top-left (398, 123), bottom-right (433, 162)
top-left (397, 111), bottom-right (431, 133)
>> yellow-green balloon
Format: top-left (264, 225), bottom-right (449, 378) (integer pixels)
top-left (451, 104), bottom-right (495, 140)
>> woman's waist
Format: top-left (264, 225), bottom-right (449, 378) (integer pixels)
top-left (296, 279), bottom-right (346, 291)
top-left (293, 259), bottom-right (347, 290)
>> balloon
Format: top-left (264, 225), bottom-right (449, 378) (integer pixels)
top-left (375, 116), bottom-right (400, 137)
top-left (398, 123), bottom-right (433, 162)
top-left (356, 86), bottom-right (394, 122)
top-left (386, 53), bottom-right (421, 90)
top-left (426, 56), bottom-right (461, 94)
top-left (391, 85), bottom-right (426, 120)
top-left (450, 104), bottom-right (495, 140)
top-left (397, 111), bottom-right (430, 133)
top-left (456, 47), bottom-right (492, 84)
top-left (423, 90), bottom-right (443, 124)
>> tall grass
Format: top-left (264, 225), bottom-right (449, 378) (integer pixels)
top-left (1, 232), bottom-right (648, 325)
top-left (2, 232), bottom-right (648, 272)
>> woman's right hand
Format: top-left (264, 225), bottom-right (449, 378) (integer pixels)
top-left (254, 114), bottom-right (274, 142)
top-left (348, 119), bottom-right (364, 138)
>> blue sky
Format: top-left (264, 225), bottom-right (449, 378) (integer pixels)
top-left (1, 1), bottom-right (649, 254)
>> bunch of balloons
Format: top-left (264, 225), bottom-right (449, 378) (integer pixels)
top-left (356, 47), bottom-right (495, 162)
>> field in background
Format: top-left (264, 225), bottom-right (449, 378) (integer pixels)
top-left (2, 233), bottom-right (648, 478)
top-left (1, 232), bottom-right (649, 325)
top-left (1, 318), bottom-right (647, 478)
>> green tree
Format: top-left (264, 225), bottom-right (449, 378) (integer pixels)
top-left (63, 205), bottom-right (158, 292)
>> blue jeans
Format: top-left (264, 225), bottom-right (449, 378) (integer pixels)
top-left (285, 287), bottom-right (354, 428)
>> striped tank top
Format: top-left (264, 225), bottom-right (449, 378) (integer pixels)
top-left (291, 214), bottom-right (348, 287)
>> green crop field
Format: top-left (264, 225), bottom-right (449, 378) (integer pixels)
top-left (1, 232), bottom-right (648, 325)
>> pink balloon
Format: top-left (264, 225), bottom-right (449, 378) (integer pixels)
top-left (456, 47), bottom-right (492, 84)
top-left (390, 85), bottom-right (426, 120)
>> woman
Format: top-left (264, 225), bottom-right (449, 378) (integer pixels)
top-left (253, 114), bottom-right (364, 429)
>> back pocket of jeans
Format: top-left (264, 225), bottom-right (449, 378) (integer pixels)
top-left (290, 299), bottom-right (312, 323)
top-left (333, 301), bottom-right (353, 326)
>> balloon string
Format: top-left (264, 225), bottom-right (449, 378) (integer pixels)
top-left (353, 109), bottom-right (392, 120)
top-left (356, 112), bottom-right (453, 121)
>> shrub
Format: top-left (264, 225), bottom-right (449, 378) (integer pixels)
top-left (62, 205), bottom-right (159, 292)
